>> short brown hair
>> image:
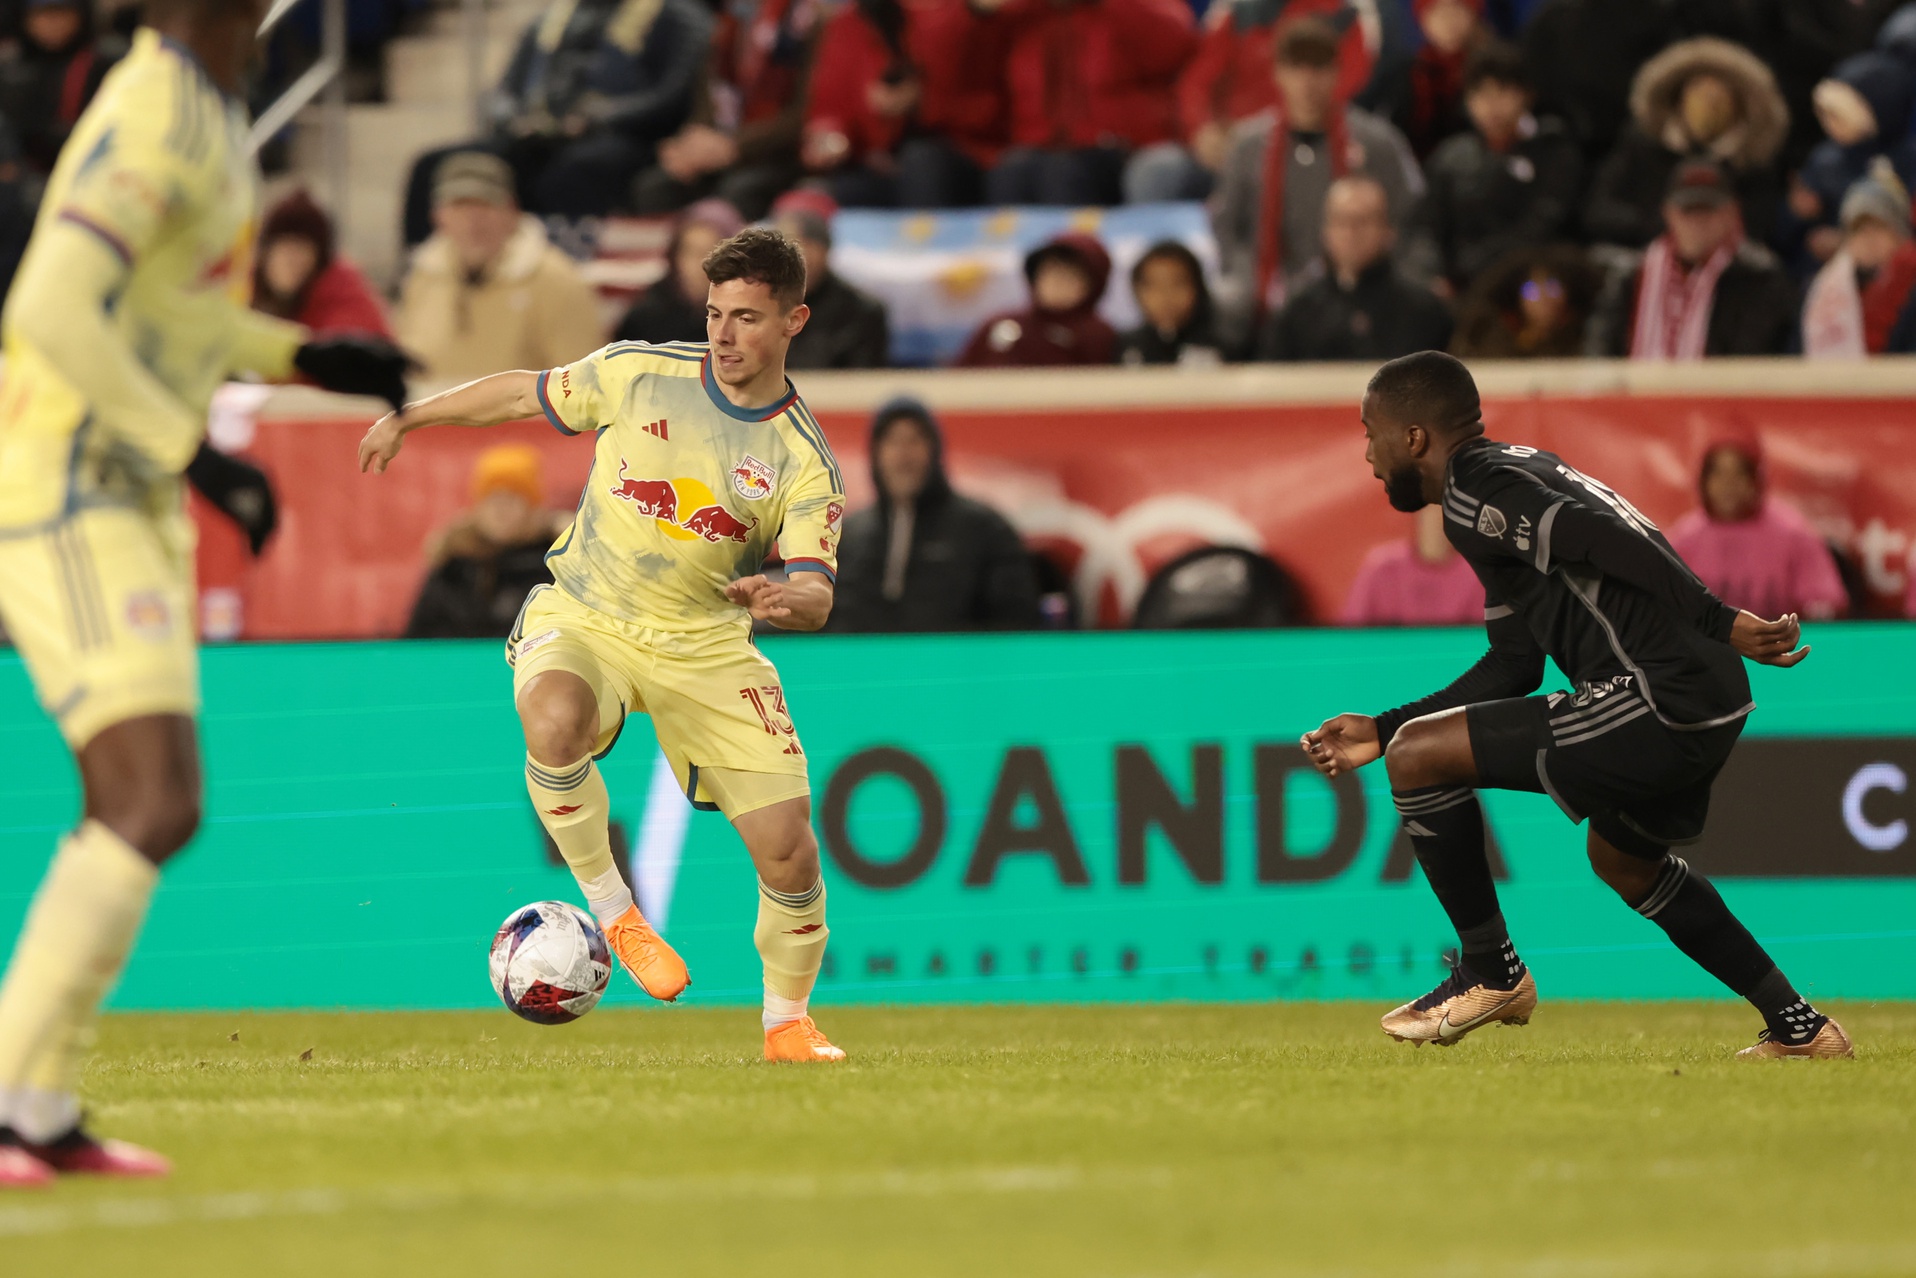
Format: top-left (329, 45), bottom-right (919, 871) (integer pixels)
top-left (1275, 16), bottom-right (1340, 69)
top-left (702, 227), bottom-right (808, 309)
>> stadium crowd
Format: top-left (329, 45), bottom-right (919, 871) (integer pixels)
top-left (0, 0), bottom-right (1912, 639)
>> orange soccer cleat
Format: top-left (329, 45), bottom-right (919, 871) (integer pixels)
top-left (604, 905), bottom-right (690, 1002)
top-left (764, 1015), bottom-right (846, 1063)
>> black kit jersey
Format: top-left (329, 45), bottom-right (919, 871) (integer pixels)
top-left (1376, 436), bottom-right (1753, 744)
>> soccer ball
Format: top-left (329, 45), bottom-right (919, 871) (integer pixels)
top-left (488, 901), bottom-right (611, 1024)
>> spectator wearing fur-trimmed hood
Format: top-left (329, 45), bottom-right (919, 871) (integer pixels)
top-left (829, 396), bottom-right (1041, 632)
top-left (954, 233), bottom-right (1118, 367)
top-left (1584, 37), bottom-right (1789, 248)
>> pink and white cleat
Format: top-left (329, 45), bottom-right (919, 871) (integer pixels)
top-left (26, 1126), bottom-right (171, 1178)
top-left (0, 1135), bottom-right (55, 1188)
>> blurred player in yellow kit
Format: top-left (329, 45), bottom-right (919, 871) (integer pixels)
top-left (359, 228), bottom-right (848, 1063)
top-left (0, 0), bottom-right (409, 1187)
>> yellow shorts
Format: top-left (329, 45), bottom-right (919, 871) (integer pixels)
top-left (0, 506), bottom-right (198, 748)
top-left (506, 584), bottom-right (810, 819)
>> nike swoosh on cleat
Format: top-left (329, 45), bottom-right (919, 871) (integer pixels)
top-left (545, 805), bottom-right (582, 815)
top-left (786, 923), bottom-right (823, 935)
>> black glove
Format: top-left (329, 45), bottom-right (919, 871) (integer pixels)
top-left (186, 442), bottom-right (279, 556)
top-left (293, 335), bottom-right (413, 411)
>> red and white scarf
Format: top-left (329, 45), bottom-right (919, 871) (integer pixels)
top-left (1629, 235), bottom-right (1736, 361)
top-left (1255, 106), bottom-right (1350, 322)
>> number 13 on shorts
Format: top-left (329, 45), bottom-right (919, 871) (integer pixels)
top-left (740, 685), bottom-right (803, 756)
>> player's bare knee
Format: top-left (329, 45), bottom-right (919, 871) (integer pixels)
top-left (518, 688), bottom-right (597, 764)
top-left (1587, 840), bottom-right (1660, 901)
top-left (93, 785), bottom-right (200, 864)
top-left (754, 826), bottom-right (820, 894)
top-left (1383, 720), bottom-right (1437, 789)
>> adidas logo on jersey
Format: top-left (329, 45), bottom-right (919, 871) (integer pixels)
top-left (644, 419), bottom-right (669, 440)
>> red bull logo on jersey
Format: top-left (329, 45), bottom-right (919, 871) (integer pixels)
top-left (732, 455), bottom-right (777, 501)
top-left (606, 460), bottom-right (759, 544)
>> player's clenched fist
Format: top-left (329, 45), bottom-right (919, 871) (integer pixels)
top-left (358, 412), bottom-right (410, 473)
top-left (725, 574), bottom-right (791, 621)
top-left (1301, 713), bottom-right (1381, 778)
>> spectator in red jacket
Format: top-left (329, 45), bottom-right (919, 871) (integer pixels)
top-left (633, 0), bottom-right (824, 220)
top-left (250, 189), bottom-right (392, 339)
top-left (800, 0), bottom-right (1010, 208)
top-left (956, 232), bottom-right (1117, 365)
top-left (1125, 0), bottom-right (1373, 204)
top-left (975, 0), bottom-right (1197, 207)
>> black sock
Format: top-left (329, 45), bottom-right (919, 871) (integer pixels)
top-left (1393, 785), bottom-right (1523, 989)
top-left (1634, 856), bottom-right (1821, 1035)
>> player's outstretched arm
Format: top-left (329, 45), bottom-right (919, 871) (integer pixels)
top-left (1302, 714), bottom-right (1381, 778)
top-left (357, 370), bottom-right (543, 473)
top-left (1730, 610), bottom-right (1810, 667)
top-left (724, 573), bottom-right (834, 631)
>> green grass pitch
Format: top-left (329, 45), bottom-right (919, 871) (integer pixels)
top-left (5, 1002), bottom-right (1913, 1276)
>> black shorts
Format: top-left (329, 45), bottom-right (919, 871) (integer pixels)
top-left (1465, 676), bottom-right (1745, 860)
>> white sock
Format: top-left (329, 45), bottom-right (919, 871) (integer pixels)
top-left (763, 987), bottom-right (808, 1032)
top-left (578, 864), bottom-right (636, 929)
top-left (10, 1088), bottom-right (80, 1143)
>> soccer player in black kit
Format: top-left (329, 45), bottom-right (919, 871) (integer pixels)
top-left (1302, 352), bottom-right (1852, 1060)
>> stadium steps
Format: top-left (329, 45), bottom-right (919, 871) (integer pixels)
top-left (280, 0), bottom-right (546, 291)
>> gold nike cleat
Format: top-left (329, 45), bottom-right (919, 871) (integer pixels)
top-left (764, 1015), bottom-right (846, 1063)
top-left (1736, 1018), bottom-right (1854, 1060)
top-left (1381, 968), bottom-right (1538, 1047)
top-left (604, 905), bottom-right (690, 1002)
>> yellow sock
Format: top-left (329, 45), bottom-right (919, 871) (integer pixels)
top-left (525, 754), bottom-right (634, 927)
top-left (755, 878), bottom-right (827, 1030)
top-left (0, 820), bottom-right (158, 1140)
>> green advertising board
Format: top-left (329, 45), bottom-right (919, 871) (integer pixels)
top-left (2, 626), bottom-right (1913, 1011)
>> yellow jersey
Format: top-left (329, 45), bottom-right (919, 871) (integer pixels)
top-left (537, 340), bottom-right (845, 638)
top-left (0, 28), bottom-right (300, 532)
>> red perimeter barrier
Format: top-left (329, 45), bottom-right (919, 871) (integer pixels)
top-left (197, 392), bottom-right (1916, 638)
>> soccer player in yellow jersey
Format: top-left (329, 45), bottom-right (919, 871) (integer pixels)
top-left (0, 0), bottom-right (408, 1186)
top-left (359, 228), bottom-right (849, 1063)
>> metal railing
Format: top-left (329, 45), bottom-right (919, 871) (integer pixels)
top-left (246, 0), bottom-right (348, 235)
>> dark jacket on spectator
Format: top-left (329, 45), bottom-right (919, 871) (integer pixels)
top-left (1408, 113), bottom-right (1583, 288)
top-left (803, 0), bottom-right (1010, 170)
top-left (992, 0), bottom-right (1196, 151)
top-left (1175, 0), bottom-right (1373, 145)
top-left (613, 277), bottom-right (708, 344)
top-left (406, 540), bottom-right (556, 639)
top-left (683, 0), bottom-right (825, 170)
top-left (830, 397), bottom-right (1041, 632)
top-left (1450, 243), bottom-right (1600, 358)
top-left (787, 271), bottom-right (890, 369)
top-left (1583, 38), bottom-right (1789, 248)
top-left (1596, 239), bottom-right (1800, 356)
top-left (1521, 0), bottom-right (1685, 162)
top-left (0, 6), bottom-right (120, 173)
top-left (1738, 0), bottom-right (1904, 165)
top-left (486, 0), bottom-right (710, 142)
top-left (956, 233), bottom-right (1118, 367)
top-left (1260, 257), bottom-right (1453, 362)
top-left (1118, 247), bottom-right (1221, 366)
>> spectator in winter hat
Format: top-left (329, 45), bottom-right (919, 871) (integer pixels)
top-left (955, 233), bottom-right (1118, 367)
top-left (1584, 36), bottom-right (1789, 248)
top-left (1596, 158), bottom-right (1797, 359)
top-left (251, 188), bottom-right (392, 339)
top-left (1668, 435), bottom-right (1847, 622)
top-left (1783, 44), bottom-right (1916, 273)
top-left (1802, 160), bottom-right (1916, 356)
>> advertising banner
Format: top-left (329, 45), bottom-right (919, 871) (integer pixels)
top-left (193, 386), bottom-right (1916, 640)
top-left (3, 627), bottom-right (1911, 1011)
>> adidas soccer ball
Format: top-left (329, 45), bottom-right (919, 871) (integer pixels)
top-left (488, 901), bottom-right (611, 1024)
